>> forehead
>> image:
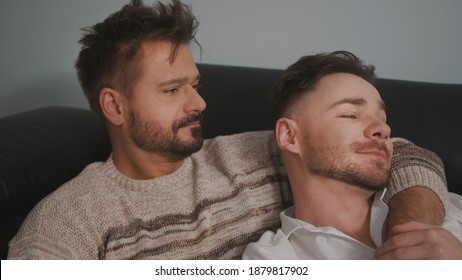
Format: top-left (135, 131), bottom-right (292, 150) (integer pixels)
top-left (133, 41), bottom-right (198, 87)
top-left (303, 73), bottom-right (382, 108)
top-left (140, 41), bottom-right (195, 71)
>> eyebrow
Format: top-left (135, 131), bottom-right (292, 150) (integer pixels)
top-left (329, 97), bottom-right (387, 111)
top-left (159, 74), bottom-right (201, 87)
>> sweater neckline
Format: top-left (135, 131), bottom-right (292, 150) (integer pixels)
top-left (101, 155), bottom-right (193, 192)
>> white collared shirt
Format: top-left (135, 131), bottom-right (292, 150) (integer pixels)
top-left (243, 190), bottom-right (462, 260)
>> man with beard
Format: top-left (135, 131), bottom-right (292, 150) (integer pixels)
top-left (8, 1), bottom-right (451, 259)
top-left (243, 51), bottom-right (462, 259)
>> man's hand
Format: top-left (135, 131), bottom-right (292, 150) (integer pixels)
top-left (374, 221), bottom-right (462, 259)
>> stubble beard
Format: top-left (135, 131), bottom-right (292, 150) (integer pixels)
top-left (128, 111), bottom-right (204, 161)
top-left (304, 141), bottom-right (392, 192)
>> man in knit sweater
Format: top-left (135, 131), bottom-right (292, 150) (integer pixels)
top-left (243, 51), bottom-right (462, 259)
top-left (8, 1), bottom-right (449, 259)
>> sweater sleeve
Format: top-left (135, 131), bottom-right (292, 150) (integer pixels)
top-left (385, 137), bottom-right (448, 212)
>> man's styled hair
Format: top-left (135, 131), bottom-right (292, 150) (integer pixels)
top-left (270, 51), bottom-right (376, 124)
top-left (75, 0), bottom-right (200, 118)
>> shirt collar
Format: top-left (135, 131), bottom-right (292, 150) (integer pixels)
top-left (280, 188), bottom-right (389, 245)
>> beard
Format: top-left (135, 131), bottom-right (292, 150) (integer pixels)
top-left (128, 111), bottom-right (204, 160)
top-left (303, 140), bottom-right (392, 192)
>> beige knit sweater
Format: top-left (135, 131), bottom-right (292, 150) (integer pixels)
top-left (8, 131), bottom-right (447, 259)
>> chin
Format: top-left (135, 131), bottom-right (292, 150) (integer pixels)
top-left (189, 125), bottom-right (203, 140)
top-left (171, 138), bottom-right (204, 159)
top-left (176, 126), bottom-right (203, 146)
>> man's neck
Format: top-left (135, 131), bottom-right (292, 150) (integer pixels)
top-left (112, 146), bottom-right (185, 180)
top-left (292, 175), bottom-right (377, 248)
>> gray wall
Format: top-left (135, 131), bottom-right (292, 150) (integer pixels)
top-left (1, 0), bottom-right (461, 118)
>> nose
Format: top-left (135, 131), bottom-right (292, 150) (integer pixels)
top-left (185, 85), bottom-right (206, 113)
top-left (365, 118), bottom-right (391, 140)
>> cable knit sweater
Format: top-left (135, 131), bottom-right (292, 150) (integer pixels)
top-left (7, 131), bottom-right (447, 259)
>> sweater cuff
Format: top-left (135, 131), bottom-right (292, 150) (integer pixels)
top-left (385, 165), bottom-right (449, 214)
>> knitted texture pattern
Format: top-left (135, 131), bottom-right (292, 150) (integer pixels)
top-left (8, 131), bottom-right (446, 259)
top-left (388, 137), bottom-right (448, 209)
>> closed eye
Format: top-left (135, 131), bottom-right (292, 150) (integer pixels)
top-left (193, 83), bottom-right (202, 92)
top-left (340, 113), bottom-right (357, 119)
top-left (164, 88), bottom-right (179, 95)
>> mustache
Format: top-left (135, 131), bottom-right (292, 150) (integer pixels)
top-left (172, 113), bottom-right (203, 132)
top-left (354, 140), bottom-right (391, 159)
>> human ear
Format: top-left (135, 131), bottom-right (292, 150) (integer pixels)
top-left (99, 87), bottom-right (125, 126)
top-left (275, 118), bottom-right (301, 154)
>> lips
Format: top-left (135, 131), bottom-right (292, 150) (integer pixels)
top-left (355, 142), bottom-right (391, 160)
top-left (173, 113), bottom-right (203, 133)
top-left (357, 149), bottom-right (387, 159)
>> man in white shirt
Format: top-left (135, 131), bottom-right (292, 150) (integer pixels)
top-left (243, 51), bottom-right (462, 260)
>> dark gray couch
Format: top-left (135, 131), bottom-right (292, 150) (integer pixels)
top-left (1, 63), bottom-right (461, 259)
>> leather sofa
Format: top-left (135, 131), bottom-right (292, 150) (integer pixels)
top-left (1, 63), bottom-right (461, 259)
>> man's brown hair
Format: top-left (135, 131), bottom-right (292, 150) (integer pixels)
top-left (75, 0), bottom-right (200, 118)
top-left (270, 51), bottom-right (376, 125)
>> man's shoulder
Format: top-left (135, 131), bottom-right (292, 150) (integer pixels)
top-left (56, 160), bottom-right (108, 196)
top-left (31, 160), bottom-right (108, 214)
top-left (203, 130), bottom-right (277, 152)
top-left (7, 160), bottom-right (110, 259)
top-left (197, 130), bottom-right (284, 174)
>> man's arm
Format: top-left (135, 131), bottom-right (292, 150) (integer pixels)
top-left (385, 138), bottom-right (448, 231)
top-left (375, 137), bottom-right (456, 259)
top-left (387, 186), bottom-right (444, 234)
top-left (376, 192), bottom-right (462, 260)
